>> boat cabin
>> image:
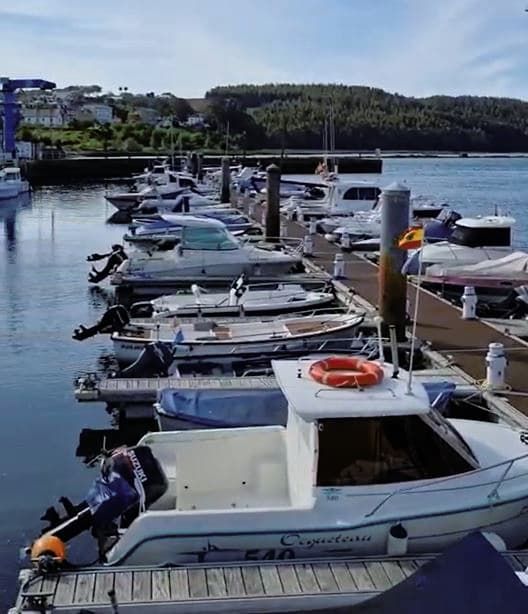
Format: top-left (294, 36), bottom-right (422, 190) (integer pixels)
top-left (450, 216), bottom-right (514, 248)
top-left (1, 167), bottom-right (22, 182)
top-left (177, 216), bottom-right (239, 252)
top-left (141, 359), bottom-right (476, 514)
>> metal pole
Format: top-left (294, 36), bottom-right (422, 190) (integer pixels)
top-left (265, 163), bottom-right (281, 241)
top-left (379, 182), bottom-right (410, 341)
top-left (220, 156), bottom-right (231, 204)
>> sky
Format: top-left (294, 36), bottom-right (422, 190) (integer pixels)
top-left (1, 0), bottom-right (527, 100)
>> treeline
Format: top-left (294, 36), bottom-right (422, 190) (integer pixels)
top-left (205, 84), bottom-right (528, 151)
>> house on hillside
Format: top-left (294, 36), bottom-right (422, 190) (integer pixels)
top-left (185, 113), bottom-right (207, 128)
top-left (21, 104), bottom-right (67, 127)
top-left (81, 103), bottom-right (114, 124)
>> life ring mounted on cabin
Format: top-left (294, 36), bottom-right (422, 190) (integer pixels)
top-left (309, 356), bottom-right (384, 388)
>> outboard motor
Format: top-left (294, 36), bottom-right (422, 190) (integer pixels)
top-left (33, 446), bottom-right (168, 565)
top-left (120, 341), bottom-right (174, 378)
top-left (73, 305), bottom-right (130, 341)
top-left (88, 245), bottom-right (128, 283)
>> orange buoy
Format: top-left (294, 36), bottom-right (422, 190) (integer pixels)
top-left (30, 535), bottom-right (66, 562)
top-left (309, 356), bottom-right (384, 388)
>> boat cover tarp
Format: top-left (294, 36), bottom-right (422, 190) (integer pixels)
top-left (156, 381), bottom-right (454, 428)
top-left (345, 532), bottom-right (528, 614)
top-left (426, 250), bottom-right (528, 279)
top-left (156, 388), bottom-right (288, 427)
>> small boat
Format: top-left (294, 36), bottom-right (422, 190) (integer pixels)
top-left (34, 356), bottom-right (528, 567)
top-left (282, 179), bottom-right (381, 220)
top-left (105, 184), bottom-right (186, 210)
top-left (109, 215), bottom-right (303, 289)
top-left (403, 215), bottom-right (516, 274)
top-left (111, 312), bottom-right (364, 363)
top-left (134, 277), bottom-right (336, 319)
top-left (0, 167), bottom-right (30, 200)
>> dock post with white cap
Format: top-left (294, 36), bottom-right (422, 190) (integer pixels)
top-left (220, 156), bottom-right (231, 204)
top-left (486, 342), bottom-right (507, 390)
top-left (333, 253), bottom-right (345, 279)
top-left (265, 163), bottom-right (281, 241)
top-left (461, 286), bottom-right (478, 320)
top-left (379, 182), bottom-right (411, 341)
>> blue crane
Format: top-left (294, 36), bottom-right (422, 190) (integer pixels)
top-left (0, 78), bottom-right (56, 155)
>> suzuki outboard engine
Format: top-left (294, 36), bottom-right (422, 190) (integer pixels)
top-left (87, 245), bottom-right (128, 284)
top-left (120, 341), bottom-right (174, 378)
top-left (73, 304), bottom-right (130, 341)
top-left (33, 446), bottom-right (167, 565)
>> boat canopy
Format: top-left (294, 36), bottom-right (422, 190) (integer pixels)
top-left (426, 250), bottom-right (528, 279)
top-left (273, 359), bottom-right (431, 421)
top-left (450, 215), bottom-right (514, 248)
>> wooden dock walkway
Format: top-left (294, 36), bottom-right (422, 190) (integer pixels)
top-left (75, 368), bottom-right (473, 404)
top-left (278, 213), bottom-right (528, 417)
top-left (11, 551), bottom-right (528, 613)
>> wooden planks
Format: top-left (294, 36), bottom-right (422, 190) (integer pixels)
top-left (15, 551), bottom-right (528, 611)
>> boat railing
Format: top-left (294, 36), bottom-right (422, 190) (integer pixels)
top-left (365, 451), bottom-right (528, 518)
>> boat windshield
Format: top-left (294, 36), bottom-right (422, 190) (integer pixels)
top-left (450, 225), bottom-right (511, 247)
top-left (316, 413), bottom-right (476, 487)
top-left (182, 226), bottom-right (239, 251)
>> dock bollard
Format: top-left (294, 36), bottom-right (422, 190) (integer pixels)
top-left (249, 200), bottom-right (256, 218)
top-left (309, 218), bottom-right (318, 235)
top-left (341, 232), bottom-right (351, 250)
top-left (333, 253), bottom-right (345, 279)
top-left (296, 208), bottom-right (304, 223)
top-left (485, 342), bottom-right (507, 390)
top-left (303, 234), bottom-right (314, 257)
top-left (461, 286), bottom-right (477, 320)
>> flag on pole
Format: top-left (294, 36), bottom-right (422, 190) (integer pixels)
top-left (398, 226), bottom-right (424, 250)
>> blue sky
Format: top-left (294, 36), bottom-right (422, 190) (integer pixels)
top-left (1, 0), bottom-right (527, 99)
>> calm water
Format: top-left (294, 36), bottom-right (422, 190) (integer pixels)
top-left (1, 157), bottom-right (528, 607)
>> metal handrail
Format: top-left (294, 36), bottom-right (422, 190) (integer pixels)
top-left (365, 451), bottom-right (528, 518)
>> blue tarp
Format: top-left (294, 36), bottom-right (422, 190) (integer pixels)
top-left (348, 532), bottom-right (528, 613)
top-left (156, 381), bottom-right (455, 428)
top-left (156, 388), bottom-right (288, 427)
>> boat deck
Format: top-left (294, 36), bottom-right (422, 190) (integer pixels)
top-left (11, 551), bottom-right (528, 613)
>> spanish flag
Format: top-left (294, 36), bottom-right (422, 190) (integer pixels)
top-left (398, 226), bottom-right (424, 250)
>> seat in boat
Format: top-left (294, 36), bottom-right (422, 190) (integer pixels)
top-left (284, 320), bottom-right (325, 335)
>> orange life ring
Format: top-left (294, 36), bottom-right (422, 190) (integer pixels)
top-left (309, 356), bottom-right (384, 388)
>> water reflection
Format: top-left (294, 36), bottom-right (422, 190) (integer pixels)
top-left (0, 193), bottom-right (32, 252)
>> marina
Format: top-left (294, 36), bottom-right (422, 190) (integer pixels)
top-left (5, 158), bottom-right (528, 611)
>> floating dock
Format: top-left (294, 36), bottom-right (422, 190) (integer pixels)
top-left (272, 209), bottom-right (528, 422)
top-left (11, 551), bottom-right (528, 613)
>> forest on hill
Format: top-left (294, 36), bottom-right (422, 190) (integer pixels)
top-left (204, 84), bottom-right (528, 152)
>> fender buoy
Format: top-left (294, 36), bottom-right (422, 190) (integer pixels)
top-left (31, 535), bottom-right (66, 562)
top-left (309, 356), bottom-right (384, 388)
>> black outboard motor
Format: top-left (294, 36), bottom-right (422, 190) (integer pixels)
top-left (120, 341), bottom-right (174, 378)
top-left (73, 305), bottom-right (130, 341)
top-left (33, 446), bottom-right (168, 564)
top-left (87, 245), bottom-right (128, 283)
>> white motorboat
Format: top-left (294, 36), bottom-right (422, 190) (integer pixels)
top-left (281, 179), bottom-right (381, 220)
top-left (0, 167), bottom-right (30, 200)
top-left (111, 216), bottom-right (303, 288)
top-left (403, 215), bottom-right (516, 274)
top-left (34, 357), bottom-right (528, 566)
top-left (105, 184), bottom-right (188, 210)
top-left (136, 277), bottom-right (336, 319)
top-left (111, 312), bottom-right (363, 363)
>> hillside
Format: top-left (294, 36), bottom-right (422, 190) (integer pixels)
top-left (204, 84), bottom-right (528, 152)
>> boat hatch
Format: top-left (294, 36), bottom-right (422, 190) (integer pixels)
top-left (316, 415), bottom-right (476, 487)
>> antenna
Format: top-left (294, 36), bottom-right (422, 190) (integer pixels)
top-left (374, 316), bottom-right (385, 364)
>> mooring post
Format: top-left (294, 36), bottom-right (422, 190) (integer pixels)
top-left (190, 152), bottom-right (198, 178)
top-left (197, 153), bottom-right (203, 181)
top-left (265, 163), bottom-right (281, 241)
top-left (379, 182), bottom-right (410, 341)
top-left (221, 156), bottom-right (231, 204)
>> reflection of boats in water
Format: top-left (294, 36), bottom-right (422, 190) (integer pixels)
top-left (0, 192), bottom-right (32, 247)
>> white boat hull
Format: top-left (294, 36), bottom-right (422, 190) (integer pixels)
top-left (107, 494), bottom-right (528, 566)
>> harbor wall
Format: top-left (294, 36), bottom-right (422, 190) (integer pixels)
top-left (22, 155), bottom-right (382, 184)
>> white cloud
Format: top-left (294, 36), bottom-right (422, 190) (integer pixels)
top-left (0, 0), bottom-right (526, 98)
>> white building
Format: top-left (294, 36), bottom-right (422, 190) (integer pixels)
top-left (22, 105), bottom-right (66, 127)
top-left (185, 114), bottom-right (206, 127)
top-left (82, 103), bottom-right (113, 124)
